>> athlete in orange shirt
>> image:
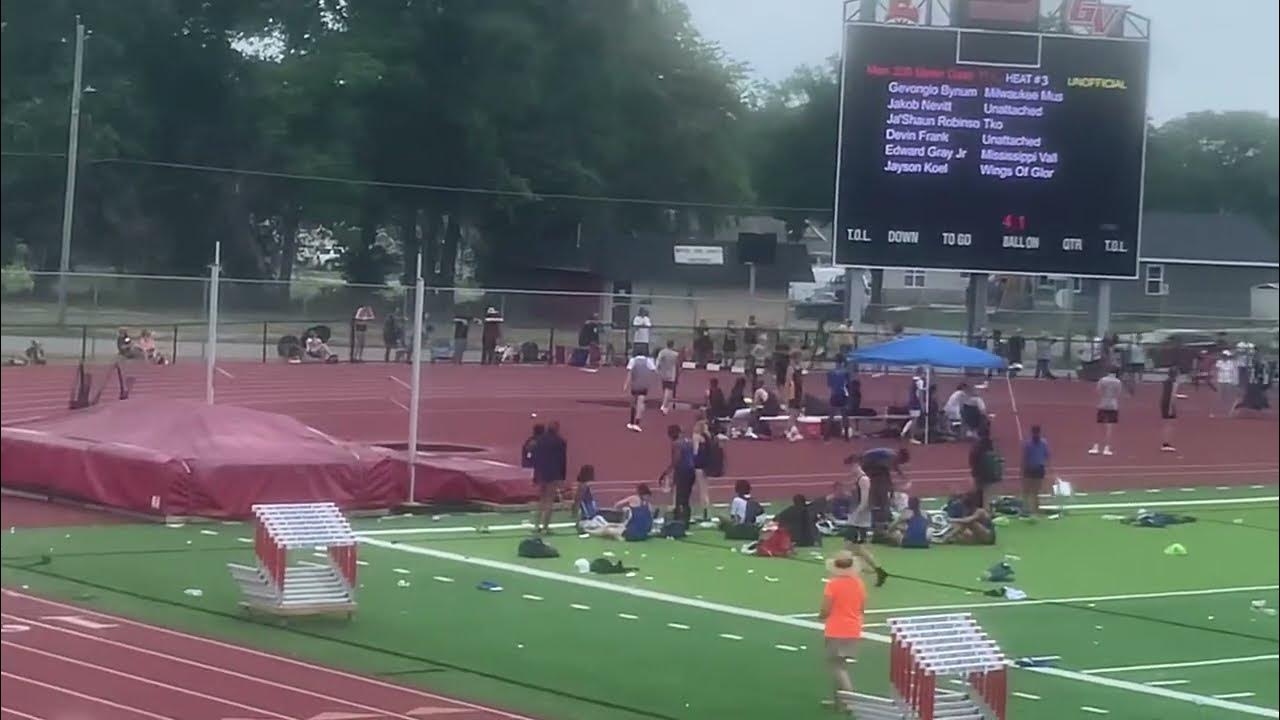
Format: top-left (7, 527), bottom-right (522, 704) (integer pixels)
top-left (819, 549), bottom-right (872, 707)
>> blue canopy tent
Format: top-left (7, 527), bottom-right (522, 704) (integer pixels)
top-left (848, 335), bottom-right (1010, 444)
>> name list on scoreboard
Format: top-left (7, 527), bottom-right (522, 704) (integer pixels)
top-left (869, 64), bottom-right (1069, 182)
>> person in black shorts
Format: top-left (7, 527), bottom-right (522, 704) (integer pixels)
top-left (1160, 366), bottom-right (1179, 453)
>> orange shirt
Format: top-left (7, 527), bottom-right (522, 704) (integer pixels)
top-left (824, 575), bottom-right (867, 639)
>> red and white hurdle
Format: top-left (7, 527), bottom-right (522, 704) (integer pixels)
top-left (887, 613), bottom-right (1008, 720)
top-left (228, 502), bottom-right (358, 618)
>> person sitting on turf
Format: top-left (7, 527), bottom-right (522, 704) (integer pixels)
top-left (883, 496), bottom-right (930, 548)
top-left (937, 491), bottom-right (996, 545)
top-left (587, 483), bottom-right (655, 541)
top-left (574, 465), bottom-right (626, 533)
top-left (775, 494), bottom-right (820, 547)
top-left (722, 479), bottom-right (765, 540)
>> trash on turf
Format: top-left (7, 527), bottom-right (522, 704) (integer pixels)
top-left (183, 588), bottom-right (203, 597)
top-left (983, 562), bottom-right (1015, 582)
top-left (574, 558), bottom-right (590, 574)
top-left (578, 533), bottom-right (590, 539)
top-left (1251, 600), bottom-right (1268, 609)
top-left (476, 581), bottom-right (503, 592)
top-left (1162, 542), bottom-right (1188, 556)
top-left (397, 579), bottom-right (411, 588)
top-left (764, 576), bottom-right (780, 583)
top-left (1233, 518), bottom-right (1245, 524)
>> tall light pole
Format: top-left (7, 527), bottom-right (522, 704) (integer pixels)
top-left (56, 17), bottom-right (86, 324)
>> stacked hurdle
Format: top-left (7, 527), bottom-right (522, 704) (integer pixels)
top-left (888, 614), bottom-right (1008, 720)
top-left (226, 502), bottom-right (358, 618)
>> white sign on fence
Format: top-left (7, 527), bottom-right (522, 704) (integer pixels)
top-left (673, 245), bottom-right (725, 266)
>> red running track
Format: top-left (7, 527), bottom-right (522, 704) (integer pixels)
top-left (3, 362), bottom-right (1276, 506)
top-left (0, 589), bottom-right (533, 720)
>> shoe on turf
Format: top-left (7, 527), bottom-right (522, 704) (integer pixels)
top-left (1088, 444), bottom-right (1100, 455)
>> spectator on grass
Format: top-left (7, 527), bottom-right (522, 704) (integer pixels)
top-left (775, 494), bottom-right (819, 547)
top-left (574, 465), bottom-right (625, 530)
top-left (819, 549), bottom-right (869, 709)
top-left (883, 496), bottom-right (930, 548)
top-left (352, 304), bottom-right (375, 362)
top-left (531, 421), bottom-right (567, 534)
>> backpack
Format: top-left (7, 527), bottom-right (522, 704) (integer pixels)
top-left (589, 558), bottom-right (631, 574)
top-left (517, 537), bottom-right (559, 558)
top-left (661, 520), bottom-right (688, 539)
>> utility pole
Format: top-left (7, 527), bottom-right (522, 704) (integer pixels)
top-left (56, 17), bottom-right (86, 324)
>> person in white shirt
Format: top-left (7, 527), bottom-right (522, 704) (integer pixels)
top-left (623, 349), bottom-right (657, 432)
top-left (1090, 369), bottom-right (1123, 456)
top-left (943, 383), bottom-right (969, 434)
top-left (1215, 350), bottom-right (1239, 418)
top-left (631, 308), bottom-right (653, 358)
top-left (655, 341), bottom-right (681, 414)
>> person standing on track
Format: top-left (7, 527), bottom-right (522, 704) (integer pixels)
top-left (351, 304), bottom-right (375, 362)
top-left (452, 313), bottom-right (471, 365)
top-left (899, 367), bottom-right (926, 444)
top-left (656, 340), bottom-right (681, 415)
top-left (1214, 349), bottom-right (1239, 418)
top-left (631, 307), bottom-right (652, 358)
top-left (1089, 368), bottom-right (1123, 456)
top-left (1160, 366), bottom-right (1180, 453)
top-left (623, 348), bottom-right (657, 432)
top-left (1020, 424), bottom-right (1050, 517)
top-left (532, 422), bottom-right (567, 534)
top-left (481, 307), bottom-right (503, 365)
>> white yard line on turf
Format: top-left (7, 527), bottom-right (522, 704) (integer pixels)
top-left (358, 536), bottom-right (1280, 718)
top-left (1044, 496), bottom-right (1278, 511)
top-left (1084, 655), bottom-right (1279, 675)
top-left (784, 584), bottom-right (1280, 617)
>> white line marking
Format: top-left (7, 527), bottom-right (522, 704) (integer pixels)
top-left (786, 585), bottom-right (1280, 617)
top-left (1218, 693), bottom-right (1259, 700)
top-left (359, 537), bottom-right (1280, 718)
top-left (389, 398), bottom-right (410, 412)
top-left (1, 671), bottom-right (177, 720)
top-left (1145, 680), bottom-right (1190, 687)
top-left (361, 521), bottom-right (574, 537)
top-left (236, 537), bottom-right (253, 543)
top-left (521, 594), bottom-right (543, 601)
top-left (1081, 706), bottom-right (1110, 715)
top-left (1012, 692), bottom-right (1042, 700)
top-left (719, 633), bottom-right (744, 641)
top-left (1145, 489), bottom-right (1162, 494)
top-left (1179, 487), bottom-right (1197, 492)
top-left (215, 367), bottom-right (235, 379)
top-left (1043, 497), bottom-right (1277, 511)
top-left (617, 613), bottom-right (639, 620)
top-left (2, 592), bottom-right (534, 719)
top-left (1110, 491), bottom-right (1127, 496)
top-left (431, 576), bottom-right (454, 583)
top-left (199, 529), bottom-right (219, 536)
top-left (1251, 485), bottom-right (1266, 490)
top-left (2, 641), bottom-right (291, 718)
top-left (666, 622), bottom-right (690, 630)
top-left (388, 375), bottom-right (411, 390)
top-left (774, 644), bottom-right (800, 652)
top-left (570, 604), bottom-right (591, 611)
top-left (393, 568), bottom-right (411, 574)
top-left (0, 707), bottom-right (47, 720)
top-left (1084, 655), bottom-right (1279, 674)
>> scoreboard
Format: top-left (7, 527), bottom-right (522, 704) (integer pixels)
top-left (832, 23), bottom-right (1150, 278)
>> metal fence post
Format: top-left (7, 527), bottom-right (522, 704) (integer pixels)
top-left (262, 322), bottom-right (269, 363)
top-left (548, 327), bottom-right (555, 364)
top-left (172, 324), bottom-right (179, 364)
top-left (79, 325), bottom-right (88, 363)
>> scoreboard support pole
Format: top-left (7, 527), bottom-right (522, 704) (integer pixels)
top-left (1095, 281), bottom-right (1113, 339)
top-left (965, 273), bottom-right (989, 344)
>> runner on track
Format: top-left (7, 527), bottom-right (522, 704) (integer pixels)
top-left (1089, 368), bottom-right (1123, 456)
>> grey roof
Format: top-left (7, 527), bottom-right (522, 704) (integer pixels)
top-left (1140, 212), bottom-right (1278, 265)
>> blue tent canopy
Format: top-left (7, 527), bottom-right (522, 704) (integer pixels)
top-left (848, 334), bottom-right (1007, 369)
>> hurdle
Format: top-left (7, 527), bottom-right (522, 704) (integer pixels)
top-left (226, 502), bottom-right (358, 618)
top-left (888, 613), bottom-right (1008, 720)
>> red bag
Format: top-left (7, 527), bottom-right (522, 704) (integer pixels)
top-left (756, 525), bottom-right (794, 557)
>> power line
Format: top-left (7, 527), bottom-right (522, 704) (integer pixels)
top-left (0, 150), bottom-right (834, 214)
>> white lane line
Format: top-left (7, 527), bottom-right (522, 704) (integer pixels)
top-left (666, 623), bottom-right (691, 630)
top-left (389, 398), bottom-right (409, 412)
top-left (1, 641), bottom-right (291, 718)
top-left (1, 671), bottom-right (177, 720)
top-left (719, 633), bottom-right (744, 641)
top-left (388, 375), bottom-right (411, 390)
top-left (1012, 692), bottom-right (1042, 700)
top-left (521, 594), bottom-right (543, 602)
top-left (1043, 497), bottom-right (1278, 511)
top-left (774, 644), bottom-right (800, 652)
top-left (785, 585), bottom-right (1280, 617)
top-left (1218, 693), bottom-right (1259, 700)
top-left (617, 613), bottom-right (639, 620)
top-left (216, 367), bottom-right (235, 379)
top-left (1083, 654), bottom-right (1279, 674)
top-left (360, 537), bottom-right (1280, 718)
top-left (570, 604), bottom-right (591, 611)
top-left (1081, 706), bottom-right (1110, 715)
top-left (1145, 680), bottom-right (1189, 687)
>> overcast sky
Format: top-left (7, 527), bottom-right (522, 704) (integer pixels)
top-left (684, 0), bottom-right (1280, 122)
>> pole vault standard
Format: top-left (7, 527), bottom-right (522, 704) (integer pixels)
top-left (205, 242), bottom-right (222, 404)
top-left (406, 253), bottom-right (426, 502)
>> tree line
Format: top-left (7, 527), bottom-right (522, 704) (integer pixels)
top-left (2, 0), bottom-right (1276, 286)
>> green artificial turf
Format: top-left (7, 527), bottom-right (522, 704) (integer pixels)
top-left (2, 490), bottom-right (1278, 720)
